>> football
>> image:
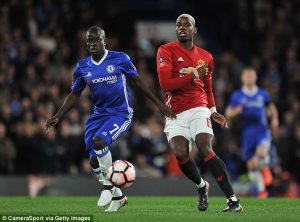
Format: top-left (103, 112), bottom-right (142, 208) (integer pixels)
top-left (107, 160), bottom-right (136, 188)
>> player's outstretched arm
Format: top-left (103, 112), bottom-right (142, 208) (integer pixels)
top-left (45, 91), bottom-right (81, 134)
top-left (266, 102), bottom-right (279, 132)
top-left (130, 76), bottom-right (176, 119)
top-left (225, 105), bottom-right (243, 119)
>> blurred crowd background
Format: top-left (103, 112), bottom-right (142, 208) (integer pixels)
top-left (0, 0), bottom-right (299, 196)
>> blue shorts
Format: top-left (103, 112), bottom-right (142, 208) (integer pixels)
top-left (85, 113), bottom-right (132, 158)
top-left (242, 129), bottom-right (271, 161)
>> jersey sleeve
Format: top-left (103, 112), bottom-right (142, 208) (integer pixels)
top-left (203, 54), bottom-right (216, 108)
top-left (156, 46), bottom-right (193, 92)
top-left (71, 62), bottom-right (86, 93)
top-left (120, 53), bottom-right (138, 78)
top-left (228, 92), bottom-right (240, 108)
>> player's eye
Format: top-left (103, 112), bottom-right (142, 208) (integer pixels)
top-left (87, 38), bottom-right (100, 43)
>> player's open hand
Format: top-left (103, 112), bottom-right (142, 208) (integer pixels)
top-left (179, 65), bottom-right (208, 79)
top-left (179, 67), bottom-right (199, 79)
top-left (158, 104), bottom-right (176, 119)
top-left (211, 112), bottom-right (228, 128)
top-left (45, 116), bottom-right (59, 134)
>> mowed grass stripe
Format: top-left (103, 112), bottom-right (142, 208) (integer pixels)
top-left (0, 197), bottom-right (299, 222)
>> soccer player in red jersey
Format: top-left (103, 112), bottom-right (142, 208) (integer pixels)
top-left (156, 14), bottom-right (243, 212)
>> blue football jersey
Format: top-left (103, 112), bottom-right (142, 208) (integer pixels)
top-left (71, 50), bottom-right (138, 118)
top-left (228, 87), bottom-right (270, 130)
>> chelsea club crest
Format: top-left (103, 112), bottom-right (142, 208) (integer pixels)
top-left (106, 65), bottom-right (115, 73)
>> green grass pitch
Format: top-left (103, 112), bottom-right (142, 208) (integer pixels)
top-left (0, 196), bottom-right (299, 222)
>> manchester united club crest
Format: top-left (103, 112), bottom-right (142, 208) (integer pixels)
top-left (197, 59), bottom-right (206, 67)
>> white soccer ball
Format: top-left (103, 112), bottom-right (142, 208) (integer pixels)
top-left (107, 160), bottom-right (136, 188)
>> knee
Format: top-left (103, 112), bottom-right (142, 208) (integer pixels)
top-left (198, 141), bottom-right (211, 150)
top-left (89, 157), bottom-right (99, 169)
top-left (197, 141), bottom-right (212, 157)
top-left (93, 136), bottom-right (107, 151)
top-left (169, 137), bottom-right (189, 161)
top-left (195, 135), bottom-right (212, 154)
top-left (173, 145), bottom-right (189, 161)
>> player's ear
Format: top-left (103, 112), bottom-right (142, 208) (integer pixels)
top-left (194, 27), bottom-right (197, 34)
top-left (103, 38), bottom-right (107, 46)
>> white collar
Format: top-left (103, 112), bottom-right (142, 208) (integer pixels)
top-left (91, 50), bottom-right (108, 65)
top-left (242, 86), bottom-right (258, 96)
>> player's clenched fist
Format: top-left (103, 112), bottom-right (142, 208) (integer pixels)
top-left (211, 112), bottom-right (228, 128)
top-left (196, 64), bottom-right (209, 78)
top-left (45, 116), bottom-right (59, 134)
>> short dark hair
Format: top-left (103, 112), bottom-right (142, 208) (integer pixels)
top-left (242, 66), bottom-right (256, 72)
top-left (86, 26), bottom-right (105, 37)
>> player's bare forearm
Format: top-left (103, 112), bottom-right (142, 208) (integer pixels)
top-left (225, 106), bottom-right (243, 119)
top-left (225, 107), bottom-right (236, 119)
top-left (55, 92), bottom-right (80, 119)
top-left (131, 76), bottom-right (162, 106)
top-left (267, 103), bottom-right (279, 130)
top-left (131, 76), bottom-right (176, 118)
top-left (268, 103), bottom-right (279, 120)
top-left (45, 91), bottom-right (80, 134)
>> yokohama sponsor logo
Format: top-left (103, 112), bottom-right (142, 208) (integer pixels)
top-left (92, 75), bottom-right (117, 83)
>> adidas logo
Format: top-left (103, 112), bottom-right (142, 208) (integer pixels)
top-left (177, 57), bottom-right (184, 62)
top-left (86, 72), bottom-right (92, 77)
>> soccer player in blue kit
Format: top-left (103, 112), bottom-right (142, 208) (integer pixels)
top-left (46, 26), bottom-right (175, 212)
top-left (225, 67), bottom-right (279, 198)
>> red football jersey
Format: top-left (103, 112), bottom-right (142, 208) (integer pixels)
top-left (156, 41), bottom-right (216, 114)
